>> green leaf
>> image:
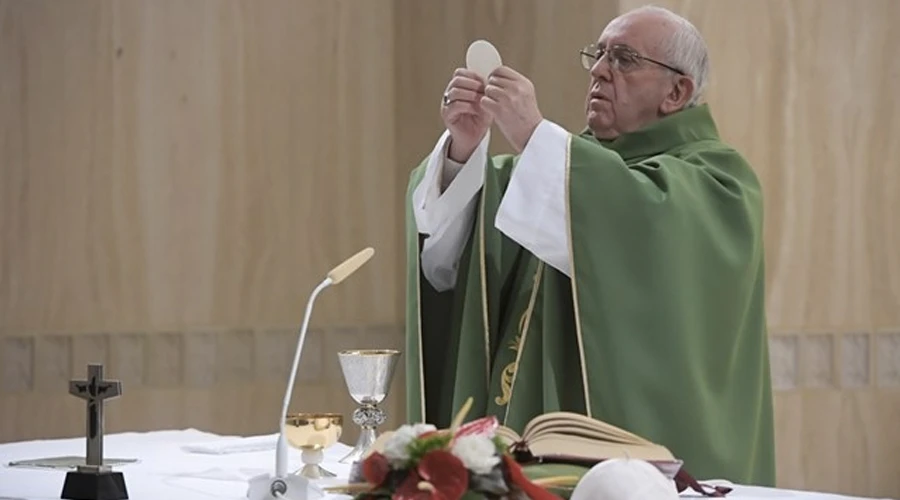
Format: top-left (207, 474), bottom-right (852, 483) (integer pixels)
top-left (406, 433), bottom-right (453, 465)
top-left (492, 435), bottom-right (509, 455)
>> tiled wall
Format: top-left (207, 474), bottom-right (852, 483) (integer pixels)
top-left (4, 328), bottom-right (899, 433)
top-left (769, 332), bottom-right (900, 390)
top-left (0, 326), bottom-right (407, 446)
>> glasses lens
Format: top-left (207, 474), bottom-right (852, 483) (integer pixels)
top-left (580, 52), bottom-right (594, 70)
top-left (611, 46), bottom-right (640, 70)
top-left (580, 45), bottom-right (597, 70)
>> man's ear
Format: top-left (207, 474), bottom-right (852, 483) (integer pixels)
top-left (660, 76), bottom-right (695, 114)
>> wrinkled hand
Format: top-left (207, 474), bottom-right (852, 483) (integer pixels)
top-left (480, 67), bottom-right (543, 153)
top-left (441, 68), bottom-right (492, 162)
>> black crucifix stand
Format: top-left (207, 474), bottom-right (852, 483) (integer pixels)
top-left (61, 364), bottom-right (129, 500)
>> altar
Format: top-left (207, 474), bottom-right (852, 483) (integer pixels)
top-left (0, 429), bottom-right (890, 500)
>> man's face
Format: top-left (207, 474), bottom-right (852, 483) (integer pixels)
top-left (584, 13), bottom-right (686, 139)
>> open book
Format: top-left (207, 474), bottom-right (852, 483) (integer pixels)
top-left (496, 412), bottom-right (735, 497)
top-left (494, 411), bottom-right (677, 465)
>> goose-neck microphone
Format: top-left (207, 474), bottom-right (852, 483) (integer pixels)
top-left (247, 247), bottom-right (375, 500)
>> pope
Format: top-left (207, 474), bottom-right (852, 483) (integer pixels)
top-left (402, 4), bottom-right (776, 487)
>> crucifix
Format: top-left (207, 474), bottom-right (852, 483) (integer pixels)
top-left (61, 363), bottom-right (129, 500)
top-left (69, 363), bottom-right (121, 471)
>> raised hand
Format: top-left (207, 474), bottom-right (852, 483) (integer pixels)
top-left (480, 66), bottom-right (543, 153)
top-left (441, 68), bottom-right (492, 162)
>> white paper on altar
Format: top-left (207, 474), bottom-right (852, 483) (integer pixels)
top-left (180, 433), bottom-right (277, 455)
top-left (0, 430), bottom-right (892, 500)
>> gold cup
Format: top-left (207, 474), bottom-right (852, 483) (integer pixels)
top-left (284, 412), bottom-right (343, 479)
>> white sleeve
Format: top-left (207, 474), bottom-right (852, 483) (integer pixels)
top-left (412, 130), bottom-right (490, 291)
top-left (494, 120), bottom-right (572, 276)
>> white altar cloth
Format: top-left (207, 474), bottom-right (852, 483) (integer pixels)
top-left (0, 430), bottom-right (890, 500)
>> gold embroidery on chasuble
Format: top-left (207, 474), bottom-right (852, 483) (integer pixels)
top-left (494, 262), bottom-right (545, 407)
top-left (494, 332), bottom-right (522, 406)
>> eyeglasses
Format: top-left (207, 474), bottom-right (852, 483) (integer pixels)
top-left (579, 44), bottom-right (685, 75)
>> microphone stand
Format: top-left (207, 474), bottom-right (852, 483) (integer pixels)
top-left (276, 277), bottom-right (331, 479)
top-left (247, 248), bottom-right (375, 500)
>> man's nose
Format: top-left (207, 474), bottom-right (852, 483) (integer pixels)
top-left (590, 55), bottom-right (612, 81)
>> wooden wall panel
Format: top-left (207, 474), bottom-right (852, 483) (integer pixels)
top-left (0, 0), bottom-right (400, 334)
top-left (0, 1), bottom-right (118, 331)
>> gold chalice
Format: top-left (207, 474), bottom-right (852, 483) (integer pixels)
top-left (283, 412), bottom-right (343, 479)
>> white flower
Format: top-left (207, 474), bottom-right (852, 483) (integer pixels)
top-left (451, 434), bottom-right (500, 475)
top-left (383, 423), bottom-right (437, 466)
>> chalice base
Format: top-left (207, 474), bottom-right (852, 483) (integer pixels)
top-left (295, 448), bottom-right (336, 480)
top-left (296, 464), bottom-right (336, 479)
top-left (339, 427), bottom-right (376, 464)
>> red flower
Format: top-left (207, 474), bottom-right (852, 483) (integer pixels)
top-left (394, 469), bottom-right (429, 500)
top-left (455, 416), bottom-right (498, 439)
top-left (361, 451), bottom-right (391, 487)
top-left (394, 450), bottom-right (469, 500)
top-left (501, 455), bottom-right (562, 500)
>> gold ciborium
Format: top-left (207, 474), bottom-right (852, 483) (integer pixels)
top-left (283, 412), bottom-right (343, 479)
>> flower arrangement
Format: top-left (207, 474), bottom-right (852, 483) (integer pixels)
top-left (342, 399), bottom-right (573, 500)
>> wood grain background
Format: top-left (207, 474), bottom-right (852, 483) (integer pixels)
top-left (1, 0), bottom-right (898, 497)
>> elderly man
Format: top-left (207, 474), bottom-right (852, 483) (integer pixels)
top-left (403, 5), bottom-right (776, 487)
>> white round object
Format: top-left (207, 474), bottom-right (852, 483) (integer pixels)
top-left (466, 39), bottom-right (502, 80)
top-left (569, 458), bottom-right (679, 500)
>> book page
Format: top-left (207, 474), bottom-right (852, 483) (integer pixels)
top-left (523, 412), bottom-right (652, 446)
top-left (494, 425), bottom-right (522, 446)
top-left (528, 433), bottom-right (675, 462)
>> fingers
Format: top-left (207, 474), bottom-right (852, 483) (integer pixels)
top-left (442, 100), bottom-right (482, 120)
top-left (483, 83), bottom-right (503, 105)
top-left (487, 66), bottom-right (522, 81)
top-left (443, 67), bottom-right (521, 106)
top-left (442, 69), bottom-right (485, 109)
top-left (444, 87), bottom-right (482, 105)
top-left (484, 79), bottom-right (516, 106)
top-left (448, 68), bottom-right (485, 92)
top-left (481, 66), bottom-right (535, 113)
top-left (479, 95), bottom-right (500, 117)
top-left (453, 67), bottom-right (485, 81)
top-left (442, 66), bottom-right (532, 120)
top-left (487, 70), bottom-right (532, 94)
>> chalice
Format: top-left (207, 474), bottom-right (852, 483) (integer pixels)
top-left (283, 412), bottom-right (343, 479)
top-left (337, 349), bottom-right (400, 464)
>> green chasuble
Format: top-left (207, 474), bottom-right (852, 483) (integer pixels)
top-left (403, 104), bottom-right (776, 486)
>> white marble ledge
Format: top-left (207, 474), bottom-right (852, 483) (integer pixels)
top-left (0, 430), bottom-right (892, 500)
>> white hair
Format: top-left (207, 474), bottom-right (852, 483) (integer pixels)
top-left (627, 5), bottom-right (710, 107)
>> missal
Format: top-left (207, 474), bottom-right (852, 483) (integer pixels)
top-left (494, 411), bottom-right (681, 476)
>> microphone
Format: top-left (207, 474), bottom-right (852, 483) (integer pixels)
top-left (247, 247), bottom-right (376, 500)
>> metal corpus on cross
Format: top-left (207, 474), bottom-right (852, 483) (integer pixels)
top-left (69, 363), bottom-right (122, 472)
